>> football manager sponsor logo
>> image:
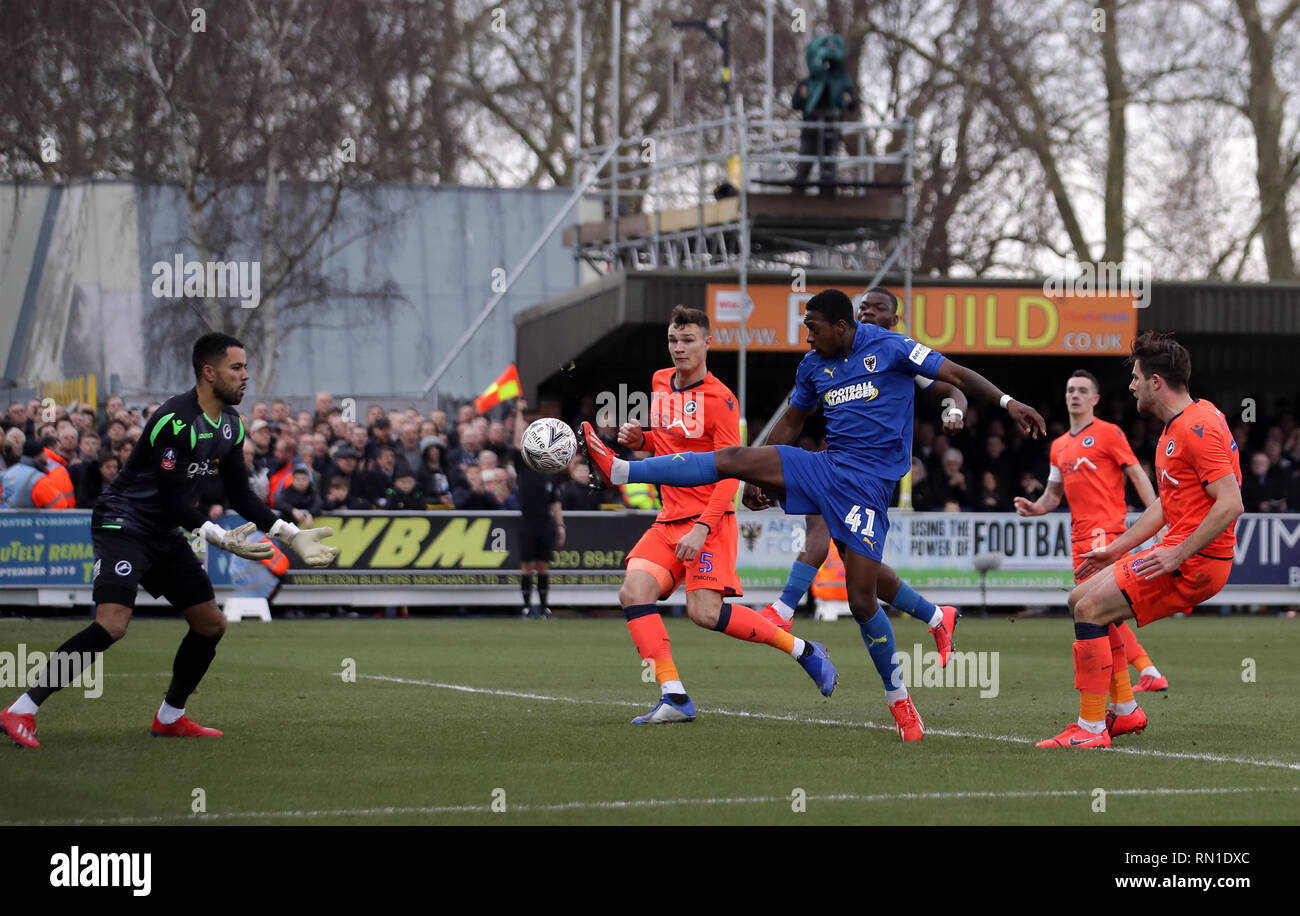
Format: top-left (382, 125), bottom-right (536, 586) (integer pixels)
top-left (824, 381), bottom-right (879, 407)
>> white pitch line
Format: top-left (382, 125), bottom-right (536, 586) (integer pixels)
top-left (359, 673), bottom-right (1300, 772)
top-left (7, 785), bottom-right (1299, 827)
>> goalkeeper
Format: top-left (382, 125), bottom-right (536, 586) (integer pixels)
top-left (1, 333), bottom-right (339, 749)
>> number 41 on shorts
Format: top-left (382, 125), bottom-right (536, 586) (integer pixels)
top-left (845, 505), bottom-right (876, 536)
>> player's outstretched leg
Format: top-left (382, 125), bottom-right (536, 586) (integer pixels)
top-left (580, 421), bottom-right (723, 491)
top-left (687, 594), bottom-right (837, 697)
top-left (1116, 621), bottom-right (1168, 692)
top-left (150, 602), bottom-right (226, 738)
top-left (579, 424), bottom-right (787, 494)
top-left (876, 563), bottom-right (959, 668)
top-left (1, 608), bottom-right (123, 749)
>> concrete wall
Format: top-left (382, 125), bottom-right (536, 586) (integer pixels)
top-left (0, 181), bottom-right (580, 407)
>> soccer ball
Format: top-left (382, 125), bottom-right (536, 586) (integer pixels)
top-left (520, 418), bottom-right (577, 474)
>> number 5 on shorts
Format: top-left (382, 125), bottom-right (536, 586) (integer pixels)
top-left (844, 505), bottom-right (876, 536)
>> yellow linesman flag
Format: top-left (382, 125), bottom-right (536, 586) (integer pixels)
top-left (475, 364), bottom-right (521, 414)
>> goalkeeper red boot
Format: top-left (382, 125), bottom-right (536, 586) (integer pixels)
top-left (1, 706), bottom-right (39, 749)
top-left (151, 714), bottom-right (223, 738)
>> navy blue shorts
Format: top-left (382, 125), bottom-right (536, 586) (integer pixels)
top-left (774, 446), bottom-right (892, 561)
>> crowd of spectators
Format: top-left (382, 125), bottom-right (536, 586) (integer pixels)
top-left (5, 389), bottom-right (1300, 519)
top-left (0, 392), bottom-right (634, 518)
top-left (893, 393), bottom-right (1300, 516)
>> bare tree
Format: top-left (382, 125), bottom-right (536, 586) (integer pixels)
top-left (1232, 0), bottom-right (1299, 279)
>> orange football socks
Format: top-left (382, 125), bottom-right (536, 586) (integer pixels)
top-left (624, 605), bottom-right (680, 690)
top-left (1108, 625), bottom-right (1136, 706)
top-left (1115, 621), bottom-right (1155, 673)
top-left (716, 604), bottom-right (798, 656)
top-left (1073, 632), bottom-right (1112, 726)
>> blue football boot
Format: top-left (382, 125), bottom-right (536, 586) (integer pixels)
top-left (798, 641), bottom-right (838, 697)
top-left (631, 694), bottom-right (697, 724)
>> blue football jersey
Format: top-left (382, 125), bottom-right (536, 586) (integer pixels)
top-left (790, 322), bottom-right (947, 479)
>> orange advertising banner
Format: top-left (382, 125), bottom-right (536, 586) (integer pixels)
top-left (706, 285), bottom-right (1138, 355)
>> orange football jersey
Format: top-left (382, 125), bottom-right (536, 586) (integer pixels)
top-left (1154, 399), bottom-right (1241, 558)
top-left (639, 368), bottom-right (741, 528)
top-left (1049, 418), bottom-right (1138, 542)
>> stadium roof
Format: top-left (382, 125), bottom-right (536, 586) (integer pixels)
top-left (515, 270), bottom-right (1300, 405)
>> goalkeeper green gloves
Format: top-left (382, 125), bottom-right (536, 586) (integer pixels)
top-left (269, 519), bottom-right (340, 567)
top-left (199, 521), bottom-right (274, 560)
top-left (200, 520), bottom-right (339, 568)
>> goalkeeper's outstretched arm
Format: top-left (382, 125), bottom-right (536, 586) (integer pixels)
top-left (216, 443), bottom-right (338, 567)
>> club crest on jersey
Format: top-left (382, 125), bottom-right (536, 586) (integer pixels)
top-left (114, 560), bottom-right (132, 576)
top-left (161, 447), bottom-right (176, 470)
top-left (863, 354), bottom-right (877, 372)
top-left (1165, 440), bottom-right (1175, 457)
top-left (222, 423), bottom-right (232, 439)
top-left (1082, 436), bottom-right (1094, 447)
top-left (683, 400), bottom-right (698, 415)
top-left (824, 381), bottom-right (880, 407)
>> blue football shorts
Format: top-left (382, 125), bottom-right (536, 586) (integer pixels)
top-left (773, 446), bottom-right (892, 561)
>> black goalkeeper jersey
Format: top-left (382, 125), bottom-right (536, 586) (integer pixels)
top-left (95, 388), bottom-right (279, 537)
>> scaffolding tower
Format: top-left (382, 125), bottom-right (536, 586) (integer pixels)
top-left (561, 109), bottom-right (915, 440)
top-left (563, 111), bottom-right (915, 292)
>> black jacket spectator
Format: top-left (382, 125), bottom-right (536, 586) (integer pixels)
top-left (75, 454), bottom-right (121, 510)
top-left (1242, 452), bottom-right (1287, 512)
top-left (277, 473), bottom-right (323, 518)
top-left (326, 446), bottom-right (372, 508)
top-left (416, 443), bottom-right (452, 505)
top-left (453, 466), bottom-right (501, 510)
top-left (320, 476), bottom-right (372, 511)
top-left (361, 448), bottom-right (401, 506)
top-left (932, 448), bottom-right (976, 509)
top-left (384, 484), bottom-right (427, 510)
top-left (975, 471), bottom-right (1013, 512)
top-left (907, 458), bottom-right (939, 511)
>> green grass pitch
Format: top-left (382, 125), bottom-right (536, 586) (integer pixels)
top-left (2, 614), bottom-right (1297, 825)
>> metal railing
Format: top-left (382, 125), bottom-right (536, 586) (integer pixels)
top-left (570, 108), bottom-right (914, 274)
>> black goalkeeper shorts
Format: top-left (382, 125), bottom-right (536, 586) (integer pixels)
top-left (91, 526), bottom-right (215, 610)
